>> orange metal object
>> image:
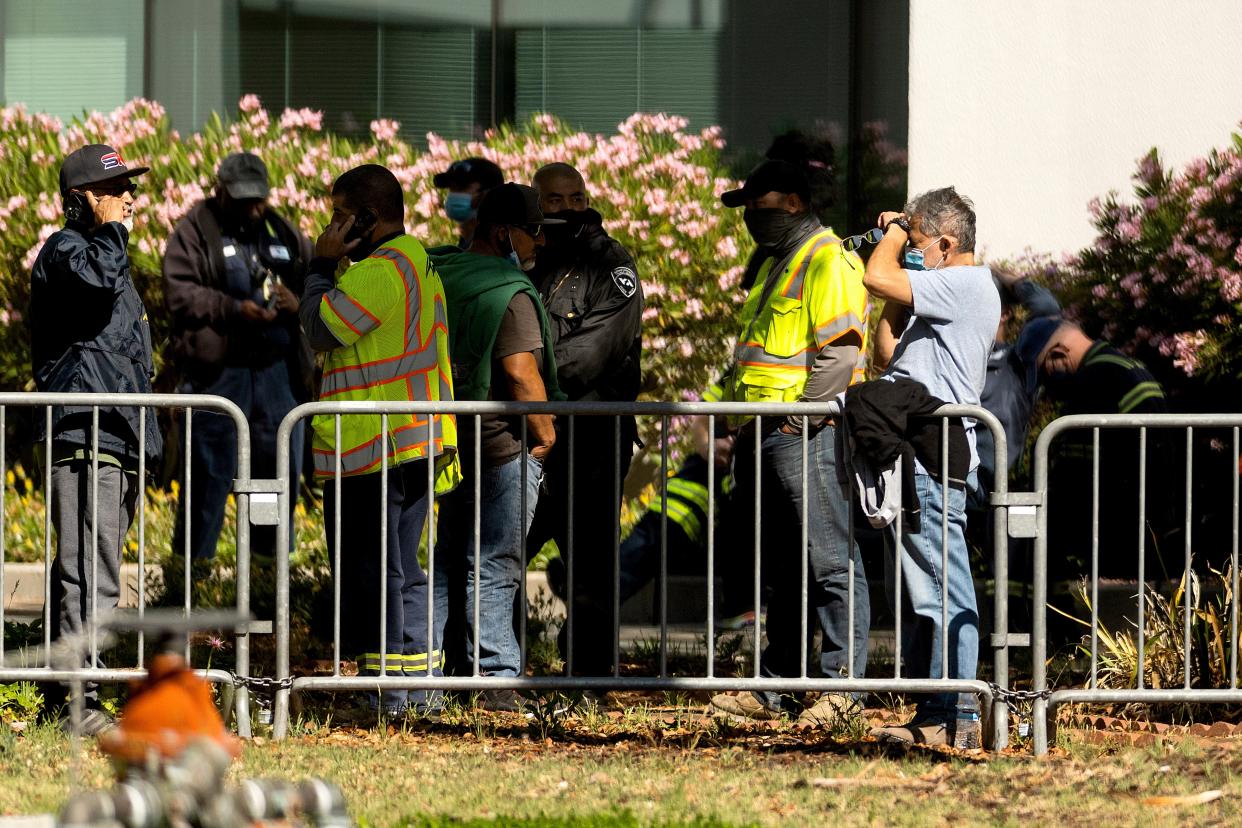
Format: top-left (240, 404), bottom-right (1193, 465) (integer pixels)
top-left (99, 653), bottom-right (241, 763)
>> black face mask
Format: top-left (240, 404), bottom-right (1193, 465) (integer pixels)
top-left (541, 207), bottom-right (601, 248)
top-left (742, 207), bottom-right (816, 252)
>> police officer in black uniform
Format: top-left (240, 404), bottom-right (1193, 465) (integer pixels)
top-left (527, 162), bottom-right (643, 676)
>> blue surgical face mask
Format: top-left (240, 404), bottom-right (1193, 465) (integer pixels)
top-left (504, 229), bottom-right (536, 272)
top-left (444, 191), bottom-right (476, 223)
top-left (903, 236), bottom-right (943, 271)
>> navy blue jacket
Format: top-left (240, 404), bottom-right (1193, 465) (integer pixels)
top-left (975, 280), bottom-right (1061, 499)
top-left (29, 220), bottom-right (163, 464)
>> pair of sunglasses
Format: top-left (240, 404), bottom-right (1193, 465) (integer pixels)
top-left (91, 181), bottom-right (138, 198)
top-left (841, 227), bottom-right (885, 252)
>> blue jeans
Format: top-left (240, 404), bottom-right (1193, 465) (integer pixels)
top-left (729, 424), bottom-right (869, 711)
top-left (174, 362), bottom-right (304, 559)
top-left (434, 453), bottom-right (542, 677)
top-left (884, 469), bottom-right (979, 721)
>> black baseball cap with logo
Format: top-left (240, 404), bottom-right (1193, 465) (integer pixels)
top-left (433, 157), bottom-right (505, 190)
top-left (218, 152), bottom-right (271, 200)
top-left (720, 159), bottom-right (811, 208)
top-left (476, 183), bottom-right (566, 228)
top-left (58, 144), bottom-right (149, 195)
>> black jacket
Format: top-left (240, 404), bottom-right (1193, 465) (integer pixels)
top-left (844, 378), bottom-right (969, 529)
top-left (163, 199), bottom-right (314, 396)
top-left (533, 221), bottom-right (643, 404)
top-left (29, 220), bottom-right (163, 464)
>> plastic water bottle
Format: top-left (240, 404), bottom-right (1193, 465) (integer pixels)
top-left (953, 710), bottom-right (981, 749)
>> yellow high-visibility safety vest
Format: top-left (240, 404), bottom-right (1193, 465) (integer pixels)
top-left (311, 234), bottom-right (461, 494)
top-left (725, 228), bottom-right (869, 406)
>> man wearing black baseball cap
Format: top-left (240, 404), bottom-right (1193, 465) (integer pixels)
top-left (709, 157), bottom-right (872, 730)
top-left (31, 143), bottom-right (161, 734)
top-left (163, 152), bottom-right (313, 572)
top-left (428, 184), bottom-right (563, 711)
top-left (433, 157), bottom-right (505, 247)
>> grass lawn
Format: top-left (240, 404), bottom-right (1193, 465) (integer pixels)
top-left (4, 704), bottom-right (1242, 827)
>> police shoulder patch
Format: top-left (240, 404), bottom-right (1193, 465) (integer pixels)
top-left (611, 266), bottom-right (638, 298)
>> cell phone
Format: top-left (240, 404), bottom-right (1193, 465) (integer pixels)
top-left (262, 271), bottom-right (282, 310)
top-left (64, 191), bottom-right (92, 224)
top-left (345, 209), bottom-right (376, 243)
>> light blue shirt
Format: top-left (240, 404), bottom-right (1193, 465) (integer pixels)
top-left (883, 264), bottom-right (1001, 469)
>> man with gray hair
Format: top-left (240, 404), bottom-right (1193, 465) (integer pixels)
top-left (861, 186), bottom-right (1000, 748)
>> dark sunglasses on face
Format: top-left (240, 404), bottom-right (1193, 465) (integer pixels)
top-left (89, 181), bottom-right (138, 198)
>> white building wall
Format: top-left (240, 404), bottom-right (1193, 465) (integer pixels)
top-left (907, 0), bottom-right (1242, 258)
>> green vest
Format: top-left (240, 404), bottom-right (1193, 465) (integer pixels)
top-left (430, 246), bottom-right (564, 402)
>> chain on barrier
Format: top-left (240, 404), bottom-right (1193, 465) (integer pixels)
top-left (988, 682), bottom-right (1054, 742)
top-left (229, 673), bottom-right (296, 725)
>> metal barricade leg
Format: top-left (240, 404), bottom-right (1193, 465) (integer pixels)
top-left (232, 410), bottom-right (253, 738)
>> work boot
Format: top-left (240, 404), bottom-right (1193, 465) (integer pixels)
top-left (708, 691), bottom-right (782, 722)
top-left (872, 719), bottom-right (948, 746)
top-left (58, 707), bottom-right (116, 738)
top-left (474, 689), bottom-right (531, 715)
top-left (872, 713), bottom-right (981, 749)
top-left (794, 693), bottom-right (857, 730)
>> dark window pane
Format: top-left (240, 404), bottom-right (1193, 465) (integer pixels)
top-left (383, 27), bottom-right (485, 145)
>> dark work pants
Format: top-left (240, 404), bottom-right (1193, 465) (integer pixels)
top-left (324, 459), bottom-right (434, 713)
top-left (48, 459), bottom-right (138, 706)
top-left (173, 362), bottom-right (303, 560)
top-left (527, 416), bottom-right (634, 676)
top-left (618, 511), bottom-right (699, 606)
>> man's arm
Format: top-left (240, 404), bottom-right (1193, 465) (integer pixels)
top-left (862, 212), bottom-right (914, 306)
top-left (781, 339), bottom-right (859, 433)
top-left (994, 265), bottom-right (1061, 318)
top-left (163, 219), bottom-right (252, 325)
top-left (499, 351), bottom-right (556, 461)
top-left (874, 300), bottom-right (910, 371)
top-left (298, 215), bottom-right (378, 352)
top-left (1013, 278), bottom-right (1061, 318)
top-left (46, 223), bottom-right (131, 292)
top-left (552, 263), bottom-right (642, 399)
top-left (298, 261), bottom-right (347, 351)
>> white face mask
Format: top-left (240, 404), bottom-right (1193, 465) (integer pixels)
top-left (121, 217), bottom-right (134, 233)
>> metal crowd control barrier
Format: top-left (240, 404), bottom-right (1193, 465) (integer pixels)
top-left (1031, 413), bottom-right (1242, 755)
top-left (271, 400), bottom-right (1014, 748)
top-left (0, 392), bottom-right (256, 735)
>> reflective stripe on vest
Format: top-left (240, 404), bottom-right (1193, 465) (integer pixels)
top-left (650, 477), bottom-right (711, 543)
top-left (651, 498), bottom-right (704, 544)
top-left (780, 231), bottom-right (846, 300)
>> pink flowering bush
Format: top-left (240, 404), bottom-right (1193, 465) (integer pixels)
top-left (0, 98), bottom-right (750, 414)
top-left (1044, 129), bottom-right (1242, 396)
